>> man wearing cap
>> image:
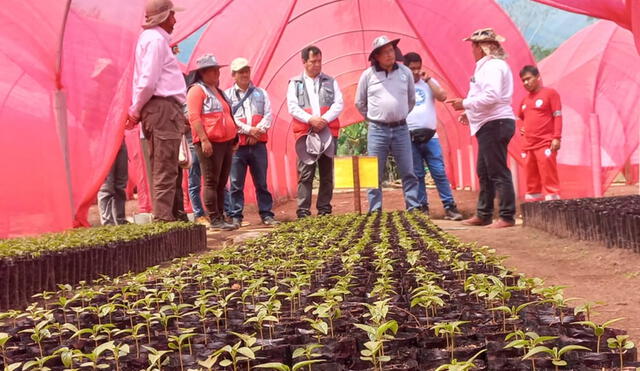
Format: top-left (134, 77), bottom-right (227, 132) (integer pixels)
top-left (225, 58), bottom-right (279, 227)
top-left (447, 28), bottom-right (517, 228)
top-left (403, 52), bottom-right (463, 220)
top-left (355, 36), bottom-right (421, 212)
top-left (287, 45), bottom-right (344, 218)
top-left (125, 0), bottom-right (188, 222)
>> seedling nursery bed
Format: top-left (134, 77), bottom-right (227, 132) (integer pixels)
top-left (522, 195), bottom-right (640, 252)
top-left (0, 212), bottom-right (637, 370)
top-left (0, 222), bottom-right (207, 310)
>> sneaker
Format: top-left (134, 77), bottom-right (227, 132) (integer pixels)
top-left (444, 206), bottom-right (463, 221)
top-left (231, 217), bottom-right (243, 229)
top-left (262, 216), bottom-right (280, 226)
top-left (210, 219), bottom-right (236, 231)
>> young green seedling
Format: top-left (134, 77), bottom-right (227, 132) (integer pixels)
top-left (490, 302), bottom-right (536, 332)
top-left (504, 331), bottom-right (557, 370)
top-left (573, 301), bottom-right (604, 322)
top-left (142, 346), bottom-right (171, 371)
top-left (80, 340), bottom-right (115, 371)
top-left (607, 334), bottom-right (635, 369)
top-left (432, 321), bottom-right (470, 361)
top-left (572, 317), bottom-right (624, 352)
top-left (434, 349), bottom-right (487, 371)
top-left (168, 333), bottom-right (197, 371)
top-left (0, 332), bottom-right (11, 365)
top-left (522, 345), bottom-right (591, 371)
top-left (354, 320), bottom-right (399, 371)
top-left (254, 360), bottom-right (325, 371)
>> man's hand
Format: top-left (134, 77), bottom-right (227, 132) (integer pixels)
top-left (550, 138), bottom-right (561, 151)
top-left (246, 137), bottom-right (258, 146)
top-left (421, 71), bottom-right (431, 82)
top-left (308, 116), bottom-right (328, 132)
top-left (124, 114), bottom-right (139, 130)
top-left (446, 98), bottom-right (465, 111)
top-left (520, 127), bottom-right (525, 136)
top-left (458, 112), bottom-right (469, 126)
top-left (201, 139), bottom-right (213, 157)
top-left (248, 127), bottom-right (262, 138)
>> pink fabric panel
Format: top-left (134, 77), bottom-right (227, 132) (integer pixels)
top-left (190, 0), bottom-right (533, 202)
top-left (539, 21), bottom-right (640, 197)
top-left (533, 0), bottom-right (629, 27)
top-left (0, 1), bottom-right (143, 237)
top-left (171, 0), bottom-right (232, 44)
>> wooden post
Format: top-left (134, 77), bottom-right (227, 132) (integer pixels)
top-left (353, 155), bottom-right (361, 214)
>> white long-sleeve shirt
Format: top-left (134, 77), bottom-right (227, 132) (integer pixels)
top-left (225, 83), bottom-right (273, 135)
top-left (463, 56), bottom-right (515, 135)
top-left (286, 73), bottom-right (343, 123)
top-left (129, 27), bottom-right (186, 119)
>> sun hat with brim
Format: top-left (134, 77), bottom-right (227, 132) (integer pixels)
top-left (142, 0), bottom-right (184, 29)
top-left (230, 57), bottom-right (251, 72)
top-left (192, 54), bottom-right (227, 72)
top-left (295, 126), bottom-right (335, 165)
top-left (463, 28), bottom-right (506, 43)
top-left (368, 35), bottom-right (400, 61)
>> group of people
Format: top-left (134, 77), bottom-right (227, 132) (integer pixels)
top-left (98, 0), bottom-right (563, 230)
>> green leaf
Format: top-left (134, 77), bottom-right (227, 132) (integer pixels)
top-left (254, 362), bottom-right (290, 371)
top-left (557, 345), bottom-right (590, 357)
top-left (522, 346), bottom-right (552, 360)
top-left (292, 347), bottom-right (306, 359)
top-left (237, 347), bottom-right (255, 360)
top-left (292, 359), bottom-right (325, 371)
top-left (219, 359), bottom-right (232, 367)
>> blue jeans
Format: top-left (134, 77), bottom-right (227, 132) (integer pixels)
top-left (367, 122), bottom-right (421, 212)
top-left (411, 138), bottom-right (456, 209)
top-left (187, 137), bottom-right (205, 218)
top-left (228, 142), bottom-right (275, 220)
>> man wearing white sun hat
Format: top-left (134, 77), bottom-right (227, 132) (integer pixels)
top-left (125, 0), bottom-right (188, 222)
top-left (355, 35), bottom-right (421, 213)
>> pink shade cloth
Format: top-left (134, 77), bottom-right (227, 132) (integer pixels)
top-left (539, 21), bottom-right (640, 197)
top-left (0, 0), bottom-right (533, 237)
top-left (188, 0), bottom-right (534, 202)
top-left (534, 0), bottom-right (640, 52)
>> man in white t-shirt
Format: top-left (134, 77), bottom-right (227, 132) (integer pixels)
top-left (404, 52), bottom-right (463, 220)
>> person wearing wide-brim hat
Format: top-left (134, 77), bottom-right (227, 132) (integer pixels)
top-left (287, 45), bottom-right (344, 219)
top-left (355, 35), bottom-right (421, 213)
top-left (186, 54), bottom-right (239, 231)
top-left (446, 27), bottom-right (517, 229)
top-left (125, 0), bottom-right (188, 223)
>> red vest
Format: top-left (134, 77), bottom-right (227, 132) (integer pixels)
top-left (290, 73), bottom-right (340, 140)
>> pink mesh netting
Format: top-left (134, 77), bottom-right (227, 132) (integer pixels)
top-left (538, 21), bottom-right (640, 197)
top-left (0, 0), bottom-right (534, 237)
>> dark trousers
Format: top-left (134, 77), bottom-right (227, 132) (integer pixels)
top-left (140, 97), bottom-right (187, 222)
top-left (296, 150), bottom-right (334, 217)
top-left (98, 140), bottom-right (128, 225)
top-left (195, 140), bottom-right (234, 221)
top-left (475, 118), bottom-right (516, 222)
top-left (229, 142), bottom-right (274, 220)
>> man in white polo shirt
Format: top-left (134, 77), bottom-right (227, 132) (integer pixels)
top-left (404, 52), bottom-right (463, 220)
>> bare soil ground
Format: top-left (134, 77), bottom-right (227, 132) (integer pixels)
top-left (90, 183), bottom-right (640, 341)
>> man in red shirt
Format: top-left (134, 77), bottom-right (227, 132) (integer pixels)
top-left (518, 65), bottom-right (562, 201)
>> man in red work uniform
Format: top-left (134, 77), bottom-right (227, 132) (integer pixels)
top-left (518, 65), bottom-right (562, 201)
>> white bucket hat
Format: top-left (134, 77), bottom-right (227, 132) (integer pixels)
top-left (295, 127), bottom-right (335, 165)
top-left (369, 35), bottom-right (400, 61)
top-left (142, 0), bottom-right (184, 29)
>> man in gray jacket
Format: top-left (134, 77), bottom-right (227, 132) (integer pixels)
top-left (355, 36), bottom-right (421, 212)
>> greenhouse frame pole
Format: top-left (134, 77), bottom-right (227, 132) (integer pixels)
top-left (54, 0), bottom-right (75, 222)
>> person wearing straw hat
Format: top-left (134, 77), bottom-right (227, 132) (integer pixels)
top-left (125, 0), bottom-right (188, 222)
top-left (446, 28), bottom-right (517, 228)
top-left (186, 54), bottom-right (239, 231)
top-left (224, 57), bottom-right (280, 227)
top-left (287, 45), bottom-right (344, 219)
top-left (355, 35), bottom-right (421, 213)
